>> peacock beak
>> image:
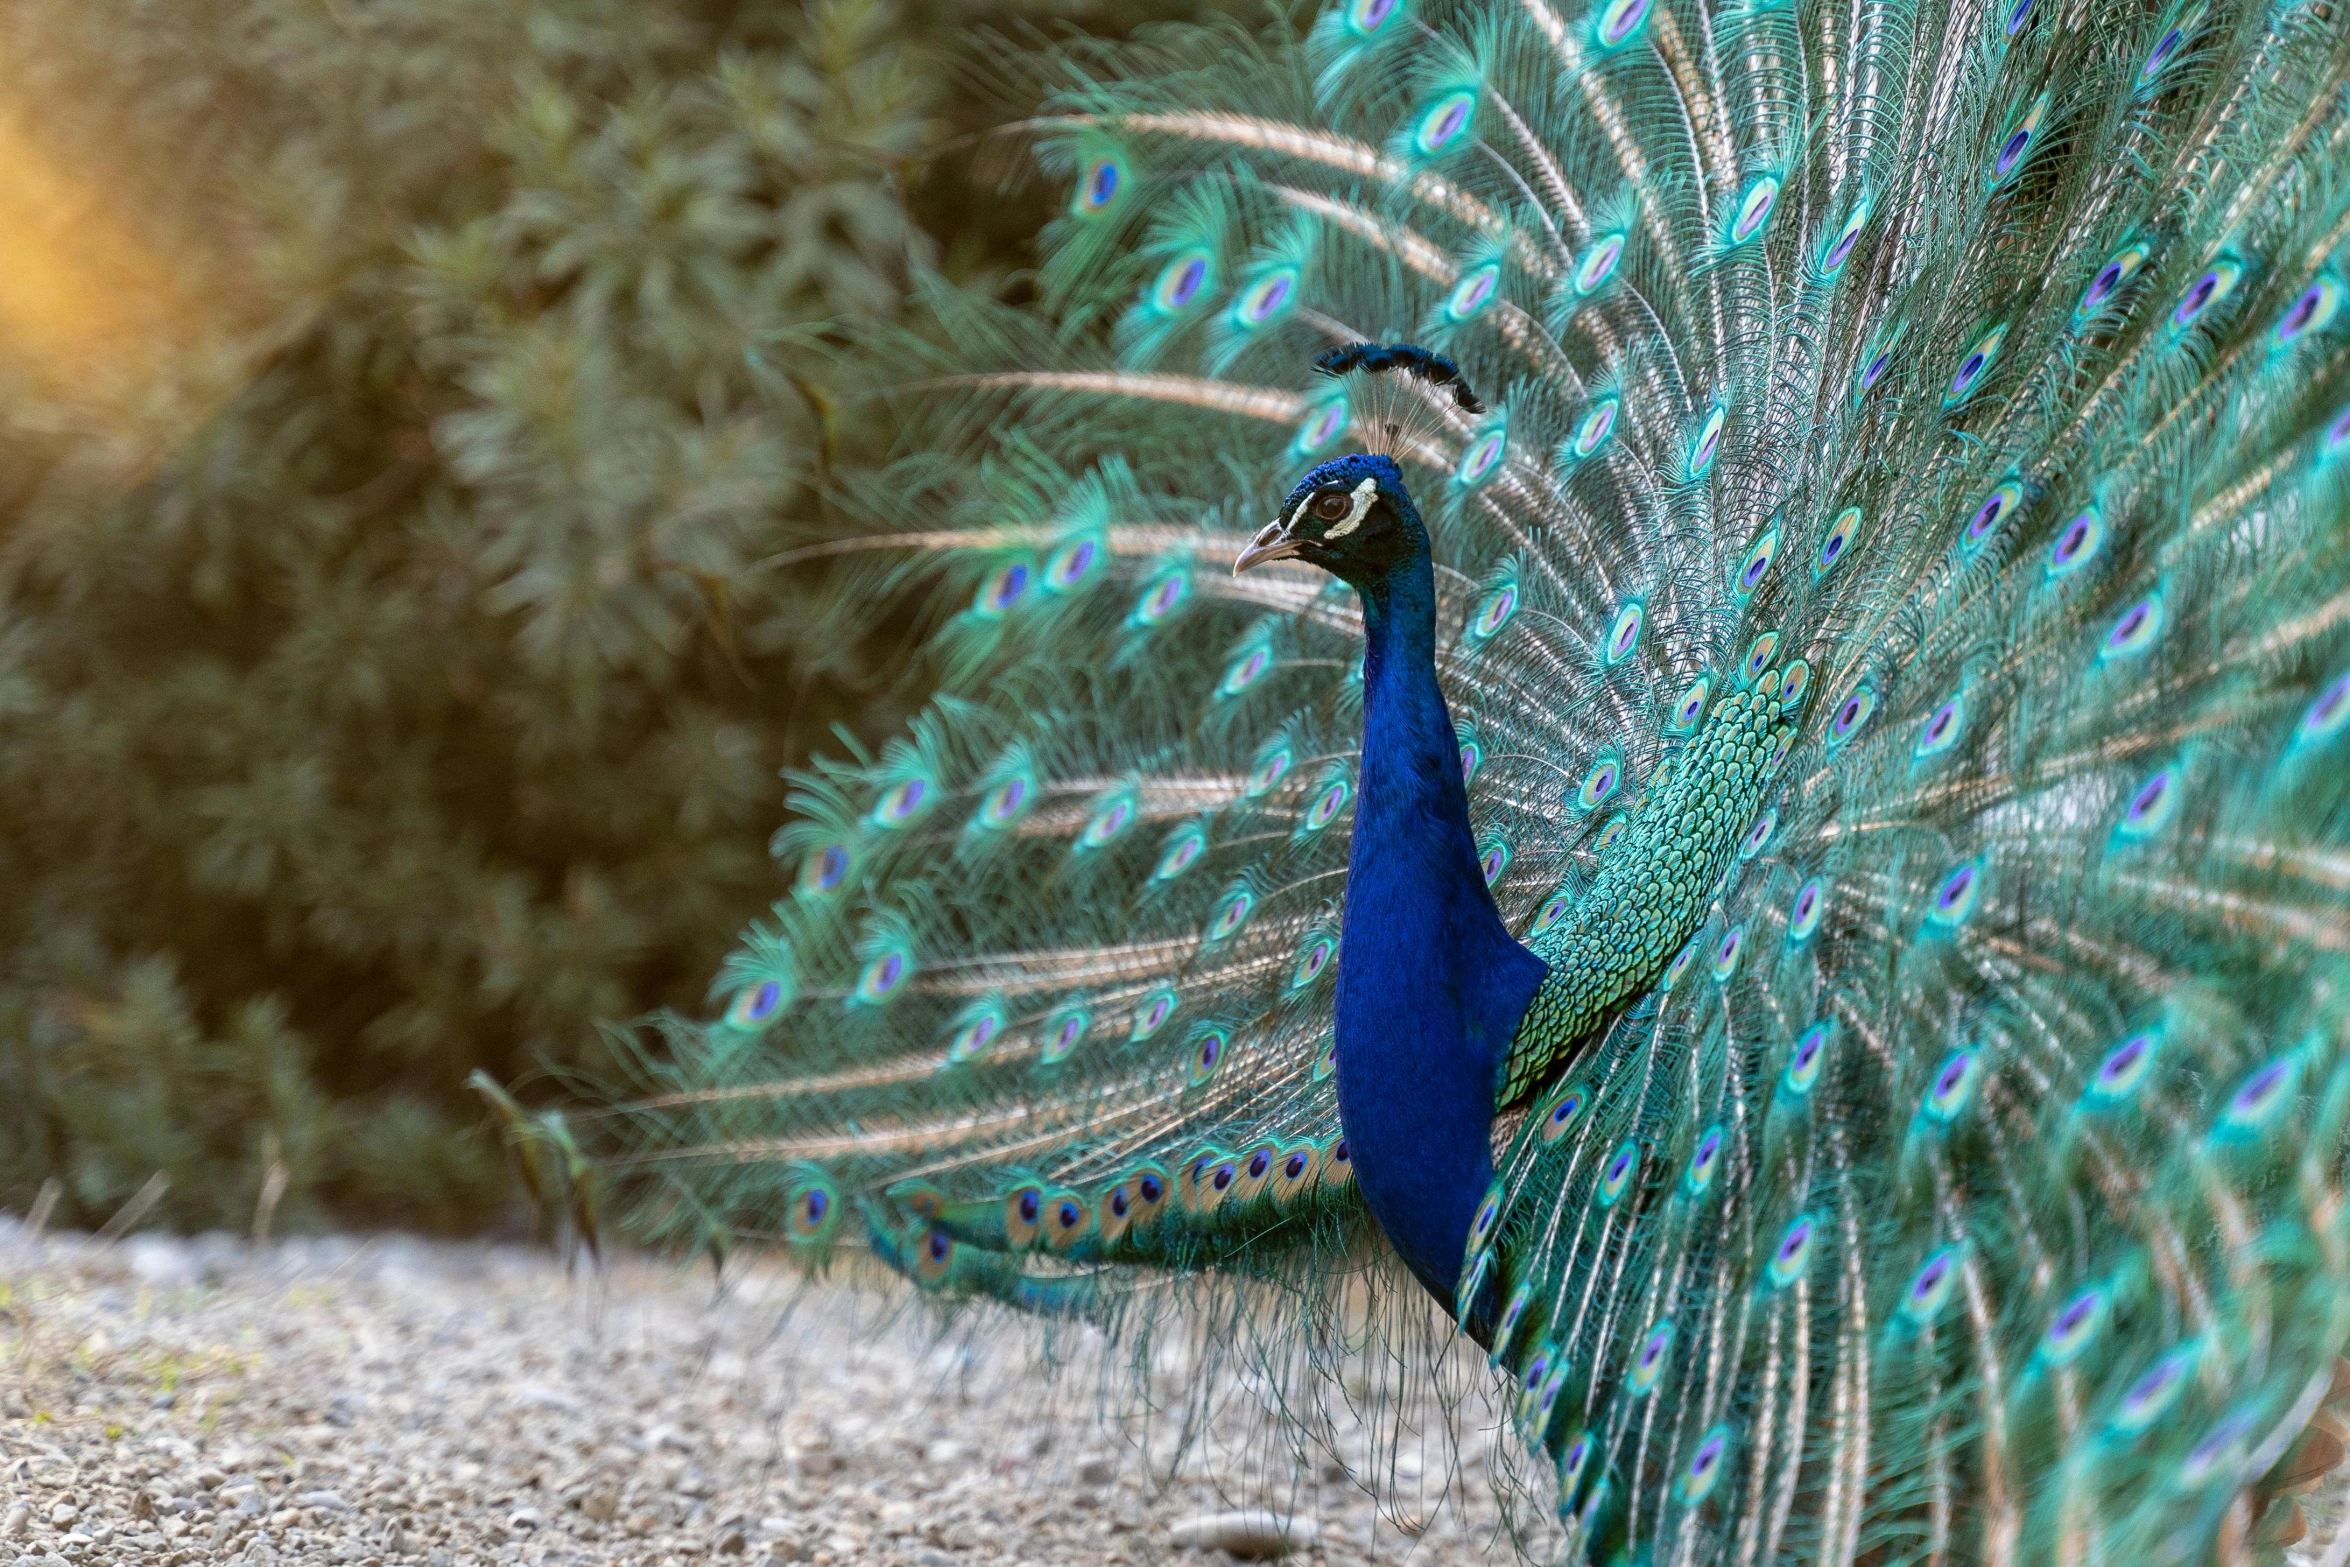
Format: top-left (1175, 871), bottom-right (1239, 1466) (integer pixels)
top-left (1233, 516), bottom-right (1305, 574)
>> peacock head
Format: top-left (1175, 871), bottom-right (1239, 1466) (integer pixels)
top-left (1233, 452), bottom-right (1428, 588)
top-left (1234, 343), bottom-right (1475, 588)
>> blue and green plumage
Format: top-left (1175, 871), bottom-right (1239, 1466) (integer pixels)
top-left (492, 0), bottom-right (2350, 1557)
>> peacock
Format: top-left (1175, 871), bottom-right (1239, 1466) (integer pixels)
top-left (485, 0), bottom-right (2350, 1558)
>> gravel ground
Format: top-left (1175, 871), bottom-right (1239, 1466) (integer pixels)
top-left (9, 1218), bottom-right (2345, 1567)
top-left (0, 1218), bottom-right (1538, 1567)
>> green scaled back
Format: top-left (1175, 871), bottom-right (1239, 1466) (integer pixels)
top-left (562, 0), bottom-right (2350, 1559)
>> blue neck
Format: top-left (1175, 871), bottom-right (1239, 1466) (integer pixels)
top-left (1335, 553), bottom-right (1547, 1312)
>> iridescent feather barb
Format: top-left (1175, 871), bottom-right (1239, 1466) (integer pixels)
top-left (496, 0), bottom-right (2350, 1558)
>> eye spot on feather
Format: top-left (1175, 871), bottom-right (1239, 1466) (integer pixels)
top-left (1491, 1284), bottom-right (1533, 1359)
top-left (1302, 775), bottom-right (1351, 832)
top-left (1767, 657), bottom-right (1804, 714)
top-left (1291, 934), bottom-right (1335, 990)
top-left (1923, 1049), bottom-right (1979, 1121)
top-left (727, 978), bottom-right (787, 1030)
top-left (1727, 177), bottom-right (1779, 246)
top-left (1768, 1216), bottom-right (1816, 1288)
top-left (800, 842), bottom-right (851, 896)
top-left (1916, 696), bottom-right (1964, 759)
top-left (1248, 746), bottom-right (1294, 796)
top-left (1470, 838), bottom-right (1508, 886)
top-left (1739, 812), bottom-right (1776, 861)
top-left (1073, 155), bottom-right (1124, 216)
top-left (1815, 507), bottom-right (1861, 576)
top-left (916, 1228), bottom-right (954, 1282)
top-left (1594, 0), bottom-right (1652, 47)
top-left (975, 560), bottom-right (1031, 617)
top-left (2074, 243), bottom-right (2150, 330)
top-left (1989, 94), bottom-right (2046, 184)
top-left (1458, 737), bottom-right (1483, 783)
top-left (1669, 675), bottom-right (1712, 732)
top-left (1132, 569), bottom-right (1190, 626)
top-left (2137, 2), bottom-right (2204, 89)
top-left (1576, 758), bottom-right (1620, 812)
top-left (1569, 399), bottom-right (1618, 460)
top-left (1466, 1186), bottom-right (1504, 1252)
top-left (1576, 233), bottom-right (1626, 295)
top-left (1132, 990), bottom-right (1179, 1041)
top-left (1560, 1433), bottom-right (1595, 1495)
top-left (1530, 891), bottom-right (1573, 936)
top-left (1665, 935), bottom-right (1700, 988)
top-left (2042, 1287), bottom-right (2106, 1365)
top-left (1151, 250), bottom-right (1214, 314)
top-left (854, 947), bottom-right (910, 1004)
top-left (1045, 536), bottom-right (1100, 591)
top-left (1604, 599), bottom-right (1645, 665)
top-left (2004, 0), bottom-right (2033, 29)
top-left (2169, 260), bottom-right (2240, 334)
top-left (1733, 527), bottom-right (1779, 599)
top-left (1313, 1037), bottom-right (1337, 1081)
top-left (1679, 1425), bottom-right (1733, 1503)
top-left (946, 1008), bottom-right (1001, 1063)
top-left (2048, 508), bottom-right (2104, 575)
top-left (1446, 263), bottom-right (1500, 321)
top-left (1219, 647), bottom-right (1272, 697)
top-left (1541, 1085), bottom-right (1589, 1145)
top-left (1627, 1320), bottom-right (1674, 1395)
top-left (1598, 1140), bottom-right (1641, 1207)
top-left (1820, 199), bottom-right (1870, 275)
top-left (1856, 345), bottom-right (1894, 397)
top-left (1787, 1022), bottom-right (1829, 1093)
top-left (1078, 794), bottom-right (1134, 851)
top-left (1927, 859), bottom-right (1982, 927)
top-left (1470, 584), bottom-right (1518, 638)
top-left (2299, 671), bottom-right (2350, 745)
top-left (1711, 925), bottom-right (1745, 981)
top-left (1945, 324), bottom-right (2006, 406)
top-left (2118, 764), bottom-right (2180, 839)
top-left (1046, 1195), bottom-right (1092, 1248)
top-left (1232, 268), bottom-right (1299, 329)
top-left (873, 777), bottom-right (930, 826)
top-left (975, 775), bottom-right (1032, 828)
top-left (2219, 1055), bottom-right (2298, 1135)
top-left (1903, 1248), bottom-right (1959, 1324)
top-left (1962, 481), bottom-right (2021, 552)
top-left (2177, 1411), bottom-right (2257, 1490)
top-left (2327, 405), bottom-right (2350, 461)
top-left (1413, 89), bottom-right (1478, 155)
top-left (1457, 427), bottom-right (1507, 487)
top-left (2107, 1349), bottom-right (2195, 1435)
top-left (2277, 277), bottom-right (2342, 345)
top-left (789, 1183), bottom-right (833, 1242)
top-left (1689, 403), bottom-right (1726, 475)
top-left (1346, 0), bottom-right (1402, 35)
top-left (2100, 593), bottom-right (2165, 660)
top-left (2086, 1030), bottom-right (2157, 1104)
top-left (1203, 888), bottom-right (1253, 946)
top-left (1788, 879), bottom-right (1825, 942)
top-left (1827, 684), bottom-right (1876, 746)
top-left (1293, 397), bottom-right (1350, 456)
top-left (1041, 1007), bottom-right (1090, 1063)
top-left (1741, 632), bottom-right (1779, 683)
top-left (1154, 826), bottom-right (1205, 880)
top-left (1592, 812), bottom-right (1629, 852)
top-left (1684, 1124), bottom-right (1725, 1195)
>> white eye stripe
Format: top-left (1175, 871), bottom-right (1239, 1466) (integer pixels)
top-left (1322, 476), bottom-right (1378, 540)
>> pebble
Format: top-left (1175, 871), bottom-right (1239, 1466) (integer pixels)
top-left (1170, 1509), bottom-right (1320, 1558)
top-left (0, 1221), bottom-right (1548, 1567)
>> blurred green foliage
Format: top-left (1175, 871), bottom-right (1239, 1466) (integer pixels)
top-left (0, 0), bottom-right (1204, 1233)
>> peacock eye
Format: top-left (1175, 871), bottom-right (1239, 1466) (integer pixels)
top-left (1309, 488), bottom-right (1352, 522)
